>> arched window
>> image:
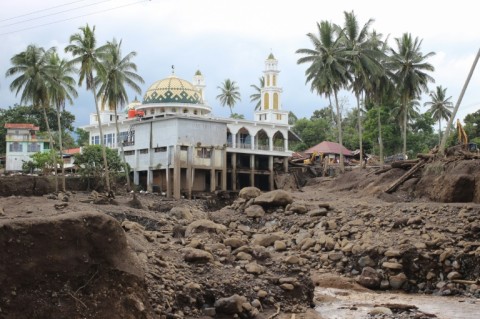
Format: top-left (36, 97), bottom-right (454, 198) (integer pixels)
top-left (272, 75), bottom-right (277, 86)
top-left (273, 93), bottom-right (279, 110)
top-left (264, 93), bottom-right (269, 110)
top-left (266, 75), bottom-right (270, 87)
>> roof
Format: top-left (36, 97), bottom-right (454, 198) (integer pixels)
top-left (304, 141), bottom-right (353, 156)
top-left (143, 74), bottom-right (202, 105)
top-left (4, 123), bottom-right (40, 130)
top-left (64, 147), bottom-right (81, 155)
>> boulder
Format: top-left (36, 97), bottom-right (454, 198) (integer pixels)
top-left (185, 219), bottom-right (227, 237)
top-left (181, 247), bottom-right (214, 263)
top-left (245, 205), bottom-right (265, 218)
top-left (357, 266), bottom-right (382, 289)
top-left (254, 190), bottom-right (293, 207)
top-left (239, 187), bottom-right (262, 200)
top-left (214, 294), bottom-right (247, 315)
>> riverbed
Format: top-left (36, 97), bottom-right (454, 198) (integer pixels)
top-left (315, 287), bottom-right (480, 319)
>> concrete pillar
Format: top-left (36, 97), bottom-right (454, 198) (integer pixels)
top-left (133, 170), bottom-right (139, 185)
top-left (186, 146), bottom-right (193, 199)
top-left (284, 136), bottom-right (288, 152)
top-left (147, 169), bottom-right (153, 192)
top-left (221, 148), bottom-right (227, 191)
top-left (166, 167), bottom-right (171, 198)
top-left (210, 147), bottom-right (216, 192)
top-left (269, 136), bottom-right (273, 151)
top-left (250, 154), bottom-right (255, 187)
top-left (269, 155), bottom-right (274, 191)
top-left (173, 145), bottom-right (181, 199)
top-left (232, 133), bottom-right (237, 148)
top-left (283, 157), bottom-right (289, 173)
top-left (251, 134), bottom-right (255, 150)
top-left (232, 152), bottom-right (237, 191)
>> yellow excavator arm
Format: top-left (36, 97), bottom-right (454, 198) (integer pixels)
top-left (457, 119), bottom-right (468, 145)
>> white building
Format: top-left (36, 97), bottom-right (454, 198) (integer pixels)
top-left (83, 54), bottom-right (297, 199)
top-left (4, 123), bottom-right (49, 172)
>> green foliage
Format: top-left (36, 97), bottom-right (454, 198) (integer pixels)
top-left (230, 113), bottom-right (245, 119)
top-left (74, 145), bottom-right (125, 189)
top-left (464, 110), bottom-right (480, 139)
top-left (22, 150), bottom-right (60, 174)
top-left (75, 128), bottom-right (90, 146)
top-left (292, 117), bottom-right (332, 151)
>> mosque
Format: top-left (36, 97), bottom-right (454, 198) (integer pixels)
top-left (83, 53), bottom-right (297, 199)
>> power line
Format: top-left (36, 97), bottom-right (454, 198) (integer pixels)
top-left (0, 0), bottom-right (150, 36)
top-left (0, 0), bottom-right (113, 29)
top-left (0, 0), bottom-right (90, 22)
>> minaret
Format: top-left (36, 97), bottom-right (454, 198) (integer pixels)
top-left (193, 70), bottom-right (206, 103)
top-left (254, 53), bottom-right (287, 124)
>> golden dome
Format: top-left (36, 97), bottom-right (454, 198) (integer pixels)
top-left (143, 75), bottom-right (202, 105)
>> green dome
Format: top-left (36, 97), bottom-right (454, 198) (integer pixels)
top-left (143, 75), bottom-right (202, 105)
top-left (267, 53), bottom-right (275, 60)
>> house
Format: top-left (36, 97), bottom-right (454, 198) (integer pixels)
top-left (304, 141), bottom-right (353, 163)
top-left (83, 54), bottom-right (299, 198)
top-left (4, 123), bottom-right (49, 172)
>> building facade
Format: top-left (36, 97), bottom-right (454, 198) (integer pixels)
top-left (4, 123), bottom-right (49, 172)
top-left (83, 54), bottom-right (296, 198)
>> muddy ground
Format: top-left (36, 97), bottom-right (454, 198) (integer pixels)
top-left (0, 158), bottom-right (479, 319)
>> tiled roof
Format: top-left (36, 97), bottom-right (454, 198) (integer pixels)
top-left (4, 123), bottom-right (40, 130)
top-left (64, 147), bottom-right (81, 155)
top-left (304, 141), bottom-right (353, 156)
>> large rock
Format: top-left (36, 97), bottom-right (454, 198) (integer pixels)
top-left (252, 233), bottom-right (284, 247)
top-left (239, 187), bottom-right (261, 200)
top-left (181, 247), bottom-right (214, 263)
top-left (245, 205), bottom-right (265, 218)
top-left (214, 294), bottom-right (247, 315)
top-left (357, 266), bottom-right (382, 289)
top-left (254, 190), bottom-right (293, 207)
top-left (185, 219), bottom-right (227, 237)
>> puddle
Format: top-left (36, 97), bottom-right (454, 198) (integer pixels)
top-left (315, 287), bottom-right (480, 319)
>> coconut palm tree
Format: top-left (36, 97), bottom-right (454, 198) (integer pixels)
top-left (96, 38), bottom-right (144, 192)
top-left (47, 51), bottom-right (78, 192)
top-left (5, 44), bottom-right (59, 190)
top-left (65, 24), bottom-right (112, 194)
top-left (340, 11), bottom-right (384, 167)
top-left (424, 85), bottom-right (453, 145)
top-left (250, 77), bottom-right (264, 111)
top-left (296, 21), bottom-right (351, 172)
top-left (389, 33), bottom-right (435, 157)
top-left (217, 79), bottom-right (241, 116)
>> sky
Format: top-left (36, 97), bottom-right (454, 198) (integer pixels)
top-left (1, 0), bottom-right (480, 130)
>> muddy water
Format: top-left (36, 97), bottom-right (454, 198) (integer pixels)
top-left (315, 287), bottom-right (480, 319)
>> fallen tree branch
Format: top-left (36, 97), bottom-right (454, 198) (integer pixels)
top-left (267, 304), bottom-right (281, 319)
top-left (385, 159), bottom-right (426, 194)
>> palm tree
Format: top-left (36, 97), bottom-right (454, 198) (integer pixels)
top-left (424, 85), bottom-right (453, 145)
top-left (296, 21), bottom-right (351, 172)
top-left (65, 24), bottom-right (112, 194)
top-left (96, 38), bottom-right (144, 192)
top-left (389, 33), bottom-right (435, 156)
top-left (250, 77), bottom-right (264, 111)
top-left (340, 11), bottom-right (384, 167)
top-left (216, 79), bottom-right (241, 115)
top-left (5, 45), bottom-right (59, 190)
top-left (47, 51), bottom-right (78, 192)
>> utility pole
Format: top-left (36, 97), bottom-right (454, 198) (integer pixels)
top-left (439, 48), bottom-right (480, 155)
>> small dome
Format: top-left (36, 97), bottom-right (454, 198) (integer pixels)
top-left (195, 70), bottom-right (202, 76)
top-left (143, 75), bottom-right (202, 105)
top-left (267, 53), bottom-right (275, 60)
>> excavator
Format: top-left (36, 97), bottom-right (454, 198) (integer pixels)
top-left (457, 119), bottom-right (477, 152)
top-left (304, 152), bottom-right (320, 165)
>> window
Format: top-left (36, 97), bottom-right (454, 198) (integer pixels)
top-left (197, 147), bottom-right (211, 158)
top-left (150, 109), bottom-right (155, 115)
top-left (139, 149), bottom-right (149, 154)
top-left (103, 133), bottom-right (115, 147)
top-left (9, 142), bottom-right (22, 152)
top-left (183, 109), bottom-right (188, 113)
top-left (28, 142), bottom-right (40, 152)
top-left (124, 150), bottom-right (135, 156)
top-left (91, 135), bottom-right (100, 145)
top-left (180, 145), bottom-right (188, 151)
top-left (118, 131), bottom-right (128, 145)
top-left (276, 114), bottom-right (282, 120)
top-left (154, 147), bottom-right (167, 152)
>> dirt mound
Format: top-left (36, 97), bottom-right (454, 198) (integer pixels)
top-left (0, 211), bottom-right (154, 319)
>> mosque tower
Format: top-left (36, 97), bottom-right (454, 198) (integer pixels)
top-left (254, 53), bottom-right (288, 124)
top-left (193, 70), bottom-right (206, 104)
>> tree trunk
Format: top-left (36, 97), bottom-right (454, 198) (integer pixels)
top-left (402, 97), bottom-right (407, 158)
top-left (91, 83), bottom-right (111, 193)
top-left (377, 105), bottom-right (384, 165)
top-left (356, 93), bottom-right (364, 168)
top-left (56, 104), bottom-right (66, 192)
top-left (42, 105), bottom-right (58, 192)
top-left (114, 106), bottom-right (131, 192)
top-left (333, 91), bottom-right (345, 173)
top-left (438, 119), bottom-right (442, 146)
